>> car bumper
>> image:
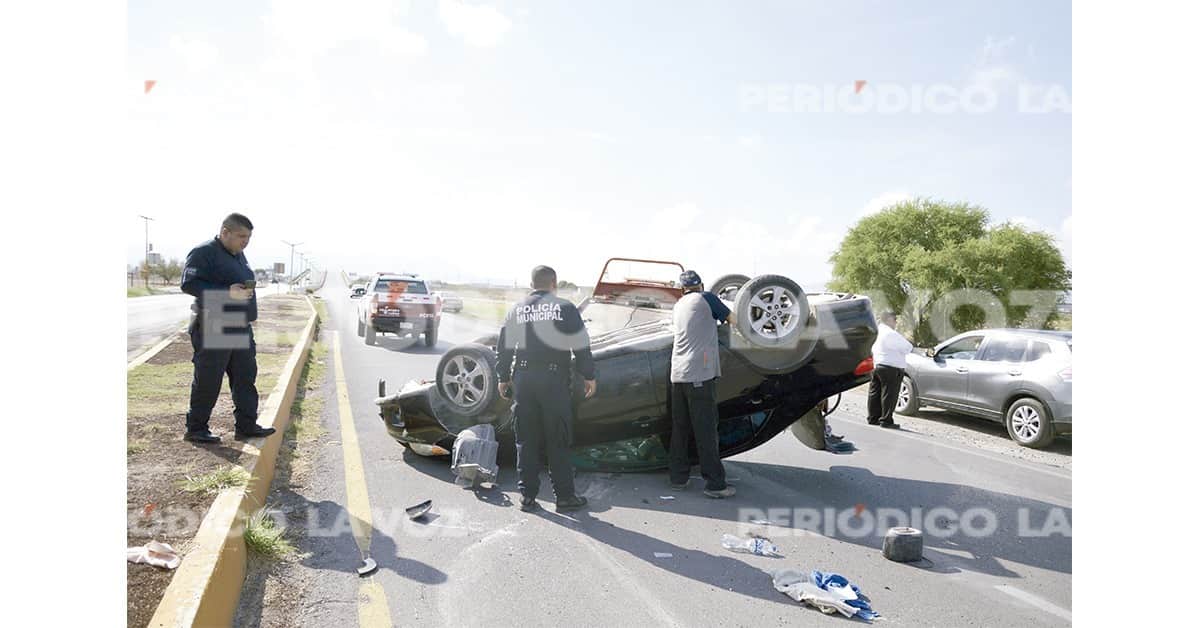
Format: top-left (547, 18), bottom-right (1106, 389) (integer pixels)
top-left (371, 316), bottom-right (437, 334)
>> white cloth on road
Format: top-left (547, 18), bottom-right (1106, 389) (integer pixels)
top-left (127, 541), bottom-right (181, 569)
top-left (772, 568), bottom-right (859, 618)
top-left (872, 322), bottom-right (914, 369)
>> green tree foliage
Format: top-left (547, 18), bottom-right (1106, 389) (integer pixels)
top-left (153, 258), bottom-right (183, 284)
top-left (828, 198), bottom-right (1071, 346)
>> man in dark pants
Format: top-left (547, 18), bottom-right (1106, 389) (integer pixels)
top-left (179, 213), bottom-right (276, 443)
top-left (668, 270), bottom-right (737, 499)
top-left (866, 311), bottom-right (914, 429)
top-left (497, 265), bottom-right (597, 513)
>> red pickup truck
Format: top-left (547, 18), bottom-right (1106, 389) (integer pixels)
top-left (354, 273), bottom-right (442, 347)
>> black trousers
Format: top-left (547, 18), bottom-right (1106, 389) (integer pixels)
top-left (668, 379), bottom-right (727, 491)
top-left (513, 369), bottom-right (576, 500)
top-left (186, 322), bottom-right (259, 434)
top-left (867, 364), bottom-right (904, 424)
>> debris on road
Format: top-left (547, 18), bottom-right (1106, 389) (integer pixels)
top-left (451, 424), bottom-right (499, 487)
top-left (653, 552), bottom-right (673, 558)
top-left (772, 568), bottom-right (879, 621)
top-left (357, 557), bottom-right (378, 577)
top-left (721, 533), bottom-right (784, 557)
top-left (658, 495), bottom-right (675, 500)
top-left (882, 526), bottom-right (924, 562)
top-left (126, 541), bottom-right (181, 570)
top-left (406, 499), bottom-right (433, 521)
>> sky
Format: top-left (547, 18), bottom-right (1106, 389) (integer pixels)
top-left (127, 0), bottom-right (1071, 289)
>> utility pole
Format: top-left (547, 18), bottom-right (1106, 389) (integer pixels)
top-left (282, 240), bottom-right (303, 284)
top-left (139, 215), bottom-right (154, 287)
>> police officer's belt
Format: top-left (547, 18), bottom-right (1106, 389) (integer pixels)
top-left (515, 359), bottom-right (569, 373)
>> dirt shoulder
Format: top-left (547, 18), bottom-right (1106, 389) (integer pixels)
top-left (126, 295), bottom-right (312, 628)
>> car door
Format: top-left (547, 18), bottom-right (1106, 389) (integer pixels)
top-left (967, 335), bottom-right (1031, 419)
top-left (573, 342), bottom-right (664, 445)
top-left (921, 334), bottom-right (984, 405)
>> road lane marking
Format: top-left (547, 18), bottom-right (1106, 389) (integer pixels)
top-left (333, 331), bottom-right (394, 627)
top-left (994, 584), bottom-right (1072, 622)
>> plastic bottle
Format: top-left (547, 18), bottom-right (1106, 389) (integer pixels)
top-left (721, 533), bottom-right (783, 557)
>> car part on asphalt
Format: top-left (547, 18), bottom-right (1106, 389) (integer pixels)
top-left (436, 344), bottom-right (499, 417)
top-left (357, 557), bottom-right (378, 576)
top-left (405, 499), bottom-right (433, 521)
top-left (790, 407), bottom-right (828, 451)
top-left (451, 424), bottom-right (499, 486)
top-left (882, 526), bottom-right (924, 562)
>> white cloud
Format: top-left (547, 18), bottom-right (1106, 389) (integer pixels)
top-left (261, 0), bottom-right (427, 75)
top-left (169, 35), bottom-right (220, 72)
top-left (858, 190), bottom-right (913, 217)
top-left (1058, 215), bottom-right (1072, 265)
top-left (438, 0), bottom-right (513, 47)
top-left (967, 35), bottom-right (1025, 94)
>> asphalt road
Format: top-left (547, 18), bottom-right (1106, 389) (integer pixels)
top-left (125, 283), bottom-right (295, 360)
top-left (253, 275), bottom-right (1071, 627)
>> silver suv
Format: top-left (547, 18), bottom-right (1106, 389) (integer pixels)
top-left (898, 329), bottom-right (1072, 448)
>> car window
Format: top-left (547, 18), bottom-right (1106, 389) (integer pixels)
top-left (979, 337), bottom-right (1029, 362)
top-left (1026, 341), bottom-right (1053, 362)
top-left (374, 279), bottom-right (428, 294)
top-left (938, 335), bottom-right (983, 360)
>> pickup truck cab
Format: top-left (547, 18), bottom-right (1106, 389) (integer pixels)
top-left (354, 273), bottom-right (442, 347)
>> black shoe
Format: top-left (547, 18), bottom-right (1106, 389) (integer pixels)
top-left (184, 430), bottom-right (221, 444)
top-left (555, 495), bottom-right (588, 512)
top-left (867, 419), bottom-right (880, 426)
top-left (235, 426), bottom-right (277, 439)
top-left (879, 421), bottom-right (900, 429)
top-left (519, 497), bottom-right (541, 513)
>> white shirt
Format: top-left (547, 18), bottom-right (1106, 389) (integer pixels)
top-left (872, 323), bottom-right (914, 369)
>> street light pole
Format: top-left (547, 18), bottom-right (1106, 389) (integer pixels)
top-left (282, 240), bottom-right (303, 284)
top-left (139, 215), bottom-right (154, 287)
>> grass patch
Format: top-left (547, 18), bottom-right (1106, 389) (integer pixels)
top-left (140, 423), bottom-right (169, 435)
top-left (127, 440), bottom-right (149, 455)
top-left (127, 362), bottom-right (194, 419)
top-left (243, 508), bottom-right (296, 559)
top-left (460, 298), bottom-right (510, 323)
top-left (127, 286), bottom-right (152, 298)
top-left (177, 466), bottom-right (251, 494)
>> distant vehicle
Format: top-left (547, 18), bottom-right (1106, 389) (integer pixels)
top-left (350, 284), bottom-right (366, 298)
top-left (438, 292), bottom-right (464, 313)
top-left (374, 258), bottom-right (878, 471)
top-left (355, 273), bottom-right (442, 347)
top-left (898, 329), bottom-right (1072, 448)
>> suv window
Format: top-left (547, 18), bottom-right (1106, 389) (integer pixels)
top-left (373, 279), bottom-right (428, 294)
top-left (979, 337), bottom-right (1029, 362)
top-left (1026, 341), bottom-right (1053, 362)
top-left (938, 335), bottom-right (983, 360)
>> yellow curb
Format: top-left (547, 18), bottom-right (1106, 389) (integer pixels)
top-left (148, 295), bottom-right (319, 628)
top-left (127, 325), bottom-right (188, 371)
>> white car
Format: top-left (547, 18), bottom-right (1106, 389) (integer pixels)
top-left (353, 273), bottom-right (442, 347)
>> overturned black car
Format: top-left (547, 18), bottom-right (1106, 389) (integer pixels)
top-left (375, 259), bottom-right (877, 472)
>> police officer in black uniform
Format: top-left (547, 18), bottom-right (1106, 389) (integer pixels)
top-left (497, 265), bottom-right (597, 513)
top-left (179, 213), bottom-right (276, 443)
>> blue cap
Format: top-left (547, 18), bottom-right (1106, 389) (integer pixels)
top-left (679, 270), bottom-right (702, 287)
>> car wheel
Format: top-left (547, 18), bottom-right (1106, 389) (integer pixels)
top-left (365, 325), bottom-right (376, 346)
top-left (730, 274), bottom-right (817, 373)
top-left (1006, 397), bottom-right (1055, 448)
top-left (424, 325), bottom-right (439, 348)
top-left (471, 335), bottom-right (499, 351)
top-left (709, 274), bottom-right (751, 303)
top-left (436, 343), bottom-right (499, 417)
top-left (895, 375), bottom-right (920, 416)
top-left (357, 318), bottom-right (365, 337)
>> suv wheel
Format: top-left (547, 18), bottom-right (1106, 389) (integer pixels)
top-left (365, 325), bottom-right (376, 346)
top-left (1005, 397), bottom-right (1055, 448)
top-left (895, 375), bottom-right (919, 416)
top-left (357, 318), bottom-right (365, 337)
top-left (424, 325), bottom-right (438, 348)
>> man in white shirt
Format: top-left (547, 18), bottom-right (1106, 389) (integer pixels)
top-left (867, 311), bottom-right (914, 429)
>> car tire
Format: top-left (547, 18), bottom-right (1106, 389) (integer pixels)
top-left (730, 274), bottom-right (817, 373)
top-left (709, 273), bottom-right (751, 303)
top-left (357, 318), bottom-right (365, 337)
top-left (895, 375), bottom-right (920, 416)
top-left (1005, 397), bottom-right (1055, 448)
top-left (424, 325), bottom-right (439, 348)
top-left (471, 335), bottom-right (499, 351)
top-left (436, 343), bottom-right (499, 417)
top-left (365, 325), bottom-right (376, 346)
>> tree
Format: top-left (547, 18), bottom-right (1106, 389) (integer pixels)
top-left (154, 258), bottom-right (183, 285)
top-left (828, 198), bottom-right (1071, 347)
top-left (557, 280), bottom-right (577, 290)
